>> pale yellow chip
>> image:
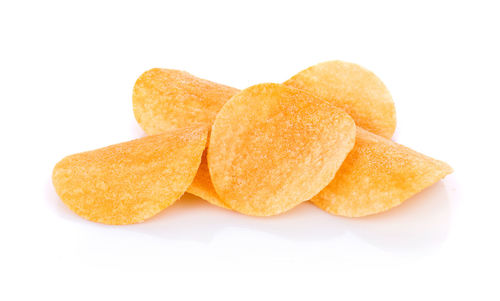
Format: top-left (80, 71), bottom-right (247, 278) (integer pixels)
top-left (284, 60), bottom-right (396, 138)
top-left (208, 83), bottom-right (356, 216)
top-left (133, 68), bottom-right (239, 135)
top-left (311, 128), bottom-right (453, 217)
top-left (52, 126), bottom-right (208, 225)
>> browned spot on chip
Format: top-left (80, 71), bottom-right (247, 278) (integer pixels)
top-left (52, 127), bottom-right (208, 225)
top-left (133, 68), bottom-right (239, 135)
top-left (284, 60), bottom-right (396, 138)
top-left (311, 128), bottom-right (453, 217)
top-left (208, 83), bottom-right (356, 216)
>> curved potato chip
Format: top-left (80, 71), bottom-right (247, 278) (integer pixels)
top-left (52, 126), bottom-right (208, 225)
top-left (208, 83), bottom-right (356, 216)
top-left (311, 128), bottom-right (453, 217)
top-left (284, 60), bottom-right (396, 138)
top-left (133, 68), bottom-right (239, 135)
top-left (132, 67), bottom-right (397, 209)
top-left (186, 151), bottom-right (231, 209)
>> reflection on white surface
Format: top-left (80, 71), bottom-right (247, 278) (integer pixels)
top-left (131, 182), bottom-right (452, 253)
top-left (342, 181), bottom-right (451, 252)
top-left (46, 176), bottom-right (453, 254)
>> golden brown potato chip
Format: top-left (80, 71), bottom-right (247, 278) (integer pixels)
top-left (186, 151), bottom-right (231, 209)
top-left (133, 66), bottom-right (396, 208)
top-left (284, 60), bottom-right (396, 138)
top-left (208, 83), bottom-right (356, 216)
top-left (311, 128), bottom-right (453, 217)
top-left (133, 68), bottom-right (239, 135)
top-left (52, 126), bottom-right (208, 224)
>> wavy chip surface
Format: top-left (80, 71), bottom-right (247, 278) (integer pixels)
top-left (132, 67), bottom-right (398, 208)
top-left (311, 128), bottom-right (453, 217)
top-left (133, 68), bottom-right (239, 135)
top-left (52, 127), bottom-right (208, 224)
top-left (284, 60), bottom-right (396, 138)
top-left (208, 83), bottom-right (356, 216)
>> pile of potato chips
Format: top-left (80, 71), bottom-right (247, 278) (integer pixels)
top-left (52, 61), bottom-right (452, 225)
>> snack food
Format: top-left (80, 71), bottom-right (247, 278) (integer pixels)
top-left (53, 61), bottom-right (452, 225)
top-left (52, 126), bottom-right (208, 224)
top-left (311, 128), bottom-right (453, 217)
top-left (133, 64), bottom-right (398, 206)
top-left (186, 151), bottom-right (231, 209)
top-left (133, 68), bottom-right (239, 135)
top-left (284, 60), bottom-right (396, 138)
top-left (207, 83), bottom-right (356, 216)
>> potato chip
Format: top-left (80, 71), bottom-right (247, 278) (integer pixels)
top-left (284, 60), bottom-right (396, 138)
top-left (133, 68), bottom-right (239, 135)
top-left (311, 127), bottom-right (453, 217)
top-left (186, 150), bottom-right (231, 209)
top-left (132, 67), bottom-right (397, 209)
top-left (52, 126), bottom-right (208, 224)
top-left (207, 83), bottom-right (356, 216)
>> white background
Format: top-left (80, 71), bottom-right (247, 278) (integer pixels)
top-left (1, 0), bottom-right (499, 300)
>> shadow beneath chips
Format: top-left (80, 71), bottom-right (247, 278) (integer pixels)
top-left (391, 128), bottom-right (401, 141)
top-left (130, 180), bottom-right (452, 251)
top-left (343, 181), bottom-right (452, 253)
top-left (129, 121), bottom-right (146, 138)
top-left (129, 193), bottom-right (347, 243)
